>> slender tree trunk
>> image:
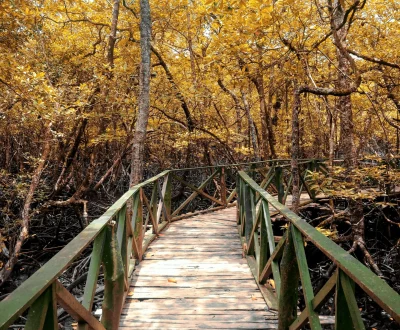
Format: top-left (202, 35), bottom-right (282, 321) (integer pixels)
top-left (291, 89), bottom-right (301, 213)
top-left (333, 0), bottom-right (382, 275)
top-left (0, 124), bottom-right (52, 287)
top-left (251, 74), bottom-right (277, 159)
top-left (241, 89), bottom-right (260, 160)
top-left (130, 0), bottom-right (152, 186)
top-left (217, 79), bottom-right (242, 148)
top-left (107, 0), bottom-right (120, 68)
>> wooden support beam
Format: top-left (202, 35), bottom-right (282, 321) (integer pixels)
top-left (172, 174), bottom-right (225, 207)
top-left (171, 170), bottom-right (219, 216)
top-left (55, 281), bottom-right (105, 330)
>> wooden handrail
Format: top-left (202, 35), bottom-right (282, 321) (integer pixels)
top-left (1, 159), bottom-right (396, 330)
top-left (237, 171), bottom-right (400, 329)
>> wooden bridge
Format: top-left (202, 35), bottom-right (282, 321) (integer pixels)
top-left (0, 160), bottom-right (399, 330)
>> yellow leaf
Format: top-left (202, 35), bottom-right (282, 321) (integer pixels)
top-left (168, 278), bottom-right (178, 283)
top-left (268, 279), bottom-right (275, 289)
top-left (127, 291), bottom-right (134, 296)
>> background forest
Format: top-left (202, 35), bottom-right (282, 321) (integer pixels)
top-left (0, 0), bottom-right (399, 299)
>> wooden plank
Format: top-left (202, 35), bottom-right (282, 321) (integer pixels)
top-left (119, 321), bottom-right (278, 329)
top-left (125, 289), bottom-right (263, 299)
top-left (123, 298), bottom-right (268, 309)
top-left (120, 314), bottom-right (277, 322)
top-left (121, 309), bottom-right (277, 315)
top-left (120, 208), bottom-right (275, 330)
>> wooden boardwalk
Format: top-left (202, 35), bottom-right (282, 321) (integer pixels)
top-left (120, 208), bottom-right (279, 329)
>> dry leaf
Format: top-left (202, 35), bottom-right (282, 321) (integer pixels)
top-left (168, 278), bottom-right (178, 283)
top-left (268, 279), bottom-right (276, 289)
top-left (127, 291), bottom-right (134, 296)
top-left (251, 295), bottom-right (257, 301)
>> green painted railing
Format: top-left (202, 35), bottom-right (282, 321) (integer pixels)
top-left (1, 160), bottom-right (300, 330)
top-left (1, 158), bottom-right (397, 329)
top-left (237, 171), bottom-right (400, 330)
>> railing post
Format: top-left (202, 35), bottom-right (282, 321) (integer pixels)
top-left (101, 224), bottom-right (125, 330)
top-left (278, 226), bottom-right (299, 330)
top-left (220, 167), bottom-right (227, 206)
top-left (236, 175), bottom-right (241, 225)
top-left (25, 283), bottom-right (57, 330)
top-left (130, 192), bottom-right (143, 260)
top-left (243, 183), bottom-right (255, 255)
top-left (335, 270), bottom-right (365, 330)
top-left (275, 166), bottom-right (284, 203)
top-left (163, 174), bottom-right (172, 221)
top-left (79, 229), bottom-right (106, 330)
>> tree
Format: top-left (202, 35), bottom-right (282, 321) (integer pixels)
top-left (130, 0), bottom-right (152, 185)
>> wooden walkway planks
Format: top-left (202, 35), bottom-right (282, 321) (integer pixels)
top-left (120, 208), bottom-right (278, 329)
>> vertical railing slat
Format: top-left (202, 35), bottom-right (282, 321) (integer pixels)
top-left (260, 200), bottom-right (281, 295)
top-left (335, 270), bottom-right (366, 330)
top-left (278, 226), bottom-right (300, 330)
top-left (101, 225), bottom-right (125, 330)
top-left (81, 229), bottom-right (106, 313)
top-left (291, 226), bottom-right (322, 330)
top-left (25, 287), bottom-right (51, 330)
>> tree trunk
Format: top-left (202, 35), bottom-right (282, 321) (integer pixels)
top-left (251, 74), bottom-right (277, 159)
top-left (0, 124), bottom-right (52, 287)
top-left (107, 0), bottom-right (120, 68)
top-left (291, 89), bottom-right (301, 213)
top-left (130, 0), bottom-right (152, 186)
top-left (217, 79), bottom-right (242, 148)
top-left (334, 0), bottom-right (382, 275)
top-left (241, 89), bottom-right (260, 160)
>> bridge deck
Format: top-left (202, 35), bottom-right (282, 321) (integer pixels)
top-left (120, 208), bottom-right (278, 329)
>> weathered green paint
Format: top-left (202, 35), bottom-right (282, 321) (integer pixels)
top-left (81, 229), bottom-right (106, 312)
top-left (260, 200), bottom-right (281, 295)
top-left (116, 206), bottom-right (128, 271)
top-left (1, 161), bottom-right (399, 330)
top-left (44, 283), bottom-right (58, 330)
top-left (278, 226), bottom-right (299, 330)
top-left (259, 202), bottom-right (270, 282)
top-left (274, 166), bottom-right (284, 203)
top-left (25, 288), bottom-right (50, 330)
top-left (259, 232), bottom-right (286, 284)
top-left (243, 184), bottom-right (255, 251)
top-left (101, 225), bottom-right (125, 330)
top-left (291, 226), bottom-right (322, 330)
top-left (290, 271), bottom-right (337, 330)
top-left (239, 171), bottom-right (400, 324)
top-left (0, 185), bottom-right (137, 329)
top-left (148, 184), bottom-right (158, 231)
top-left (337, 270), bottom-right (366, 330)
top-left (162, 175), bottom-right (172, 222)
